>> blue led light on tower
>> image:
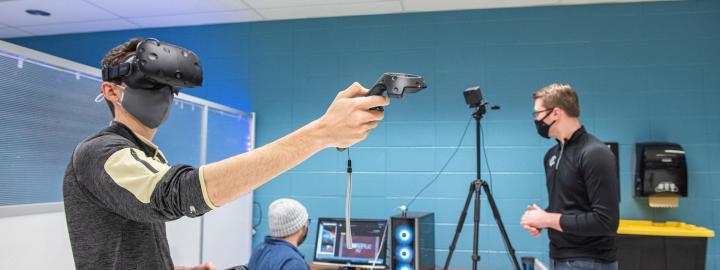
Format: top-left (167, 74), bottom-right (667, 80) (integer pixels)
top-left (396, 263), bottom-right (414, 270)
top-left (390, 213), bottom-right (434, 270)
top-left (395, 246), bottom-right (414, 263)
top-left (395, 225), bottom-right (413, 244)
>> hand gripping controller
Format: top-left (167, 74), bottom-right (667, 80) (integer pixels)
top-left (337, 72), bottom-right (427, 151)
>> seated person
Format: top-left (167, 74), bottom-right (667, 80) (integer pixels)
top-left (249, 199), bottom-right (310, 270)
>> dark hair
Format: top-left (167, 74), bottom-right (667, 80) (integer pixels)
top-left (100, 38), bottom-right (142, 117)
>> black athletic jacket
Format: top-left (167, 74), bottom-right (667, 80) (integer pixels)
top-left (544, 126), bottom-right (620, 262)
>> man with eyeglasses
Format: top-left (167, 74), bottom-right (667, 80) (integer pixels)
top-left (248, 198), bottom-right (312, 270)
top-left (520, 83), bottom-right (620, 270)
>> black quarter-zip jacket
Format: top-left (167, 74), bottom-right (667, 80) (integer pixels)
top-left (544, 126), bottom-right (620, 262)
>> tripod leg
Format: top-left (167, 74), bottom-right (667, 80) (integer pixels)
top-left (481, 181), bottom-right (521, 270)
top-left (443, 182), bottom-right (476, 270)
top-left (472, 181), bottom-right (481, 270)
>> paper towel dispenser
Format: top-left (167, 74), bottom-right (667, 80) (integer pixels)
top-left (633, 142), bottom-right (688, 198)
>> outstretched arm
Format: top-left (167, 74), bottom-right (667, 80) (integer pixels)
top-left (202, 82), bottom-right (389, 207)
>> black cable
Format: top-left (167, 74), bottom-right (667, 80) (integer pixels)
top-left (252, 201), bottom-right (262, 230)
top-left (406, 116), bottom-right (473, 208)
top-left (482, 125), bottom-right (516, 268)
top-left (480, 126), bottom-right (493, 189)
top-left (344, 147), bottom-right (354, 249)
top-left (346, 148), bottom-right (352, 173)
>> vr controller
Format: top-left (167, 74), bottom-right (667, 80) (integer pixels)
top-left (337, 72), bottom-right (426, 151)
top-left (102, 38), bottom-right (203, 92)
top-left (367, 72), bottom-right (427, 111)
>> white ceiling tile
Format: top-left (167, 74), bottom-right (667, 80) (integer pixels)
top-left (257, 1), bottom-right (403, 21)
top-left (245, 0), bottom-right (391, 9)
top-left (85, 0), bottom-right (249, 17)
top-left (556, 0), bottom-right (598, 3)
top-left (557, 0), bottom-right (664, 4)
top-left (0, 0), bottom-right (671, 38)
top-left (128, 10), bottom-right (262, 28)
top-left (0, 27), bottom-right (32, 39)
top-left (0, 0), bottom-right (119, 27)
top-left (18, 19), bottom-right (137, 36)
top-left (403, 0), bottom-right (559, 12)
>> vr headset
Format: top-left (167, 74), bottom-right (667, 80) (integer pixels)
top-left (101, 38), bottom-right (203, 92)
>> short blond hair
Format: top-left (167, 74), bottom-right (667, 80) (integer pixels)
top-left (533, 83), bottom-right (580, 117)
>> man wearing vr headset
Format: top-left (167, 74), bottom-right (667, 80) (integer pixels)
top-left (63, 38), bottom-right (388, 270)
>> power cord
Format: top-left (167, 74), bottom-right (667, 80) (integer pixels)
top-left (481, 125), bottom-right (516, 268)
top-left (406, 116), bottom-right (473, 208)
top-left (370, 222), bottom-right (389, 269)
top-left (252, 201), bottom-right (262, 236)
top-left (252, 201), bottom-right (262, 229)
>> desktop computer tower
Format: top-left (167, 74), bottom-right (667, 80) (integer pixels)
top-left (389, 212), bottom-right (435, 270)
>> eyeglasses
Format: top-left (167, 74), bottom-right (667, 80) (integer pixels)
top-left (532, 108), bottom-right (554, 118)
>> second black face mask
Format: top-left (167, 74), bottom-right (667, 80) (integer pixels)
top-left (534, 109), bottom-right (556, 139)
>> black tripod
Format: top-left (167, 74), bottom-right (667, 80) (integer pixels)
top-left (443, 88), bottom-right (520, 270)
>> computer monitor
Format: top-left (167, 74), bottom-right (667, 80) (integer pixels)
top-left (313, 218), bottom-right (388, 269)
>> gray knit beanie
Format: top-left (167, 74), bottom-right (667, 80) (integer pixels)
top-left (268, 198), bottom-right (309, 238)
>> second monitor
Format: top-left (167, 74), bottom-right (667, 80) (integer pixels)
top-left (313, 218), bottom-right (388, 269)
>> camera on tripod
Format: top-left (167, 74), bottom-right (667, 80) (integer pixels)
top-left (464, 86), bottom-right (500, 116)
top-left (443, 86), bottom-right (518, 270)
top-left (463, 86), bottom-right (484, 108)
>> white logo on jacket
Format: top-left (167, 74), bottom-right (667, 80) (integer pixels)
top-left (549, 155), bottom-right (557, 168)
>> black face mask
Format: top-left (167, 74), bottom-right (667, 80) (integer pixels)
top-left (534, 108), bottom-right (556, 139)
top-left (297, 226), bottom-right (309, 247)
top-left (121, 85), bottom-right (174, 128)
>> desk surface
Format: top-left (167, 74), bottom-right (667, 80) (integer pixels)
top-left (310, 264), bottom-right (464, 270)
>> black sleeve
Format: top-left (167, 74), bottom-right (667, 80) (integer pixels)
top-left (559, 145), bottom-right (620, 236)
top-left (74, 136), bottom-right (215, 223)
